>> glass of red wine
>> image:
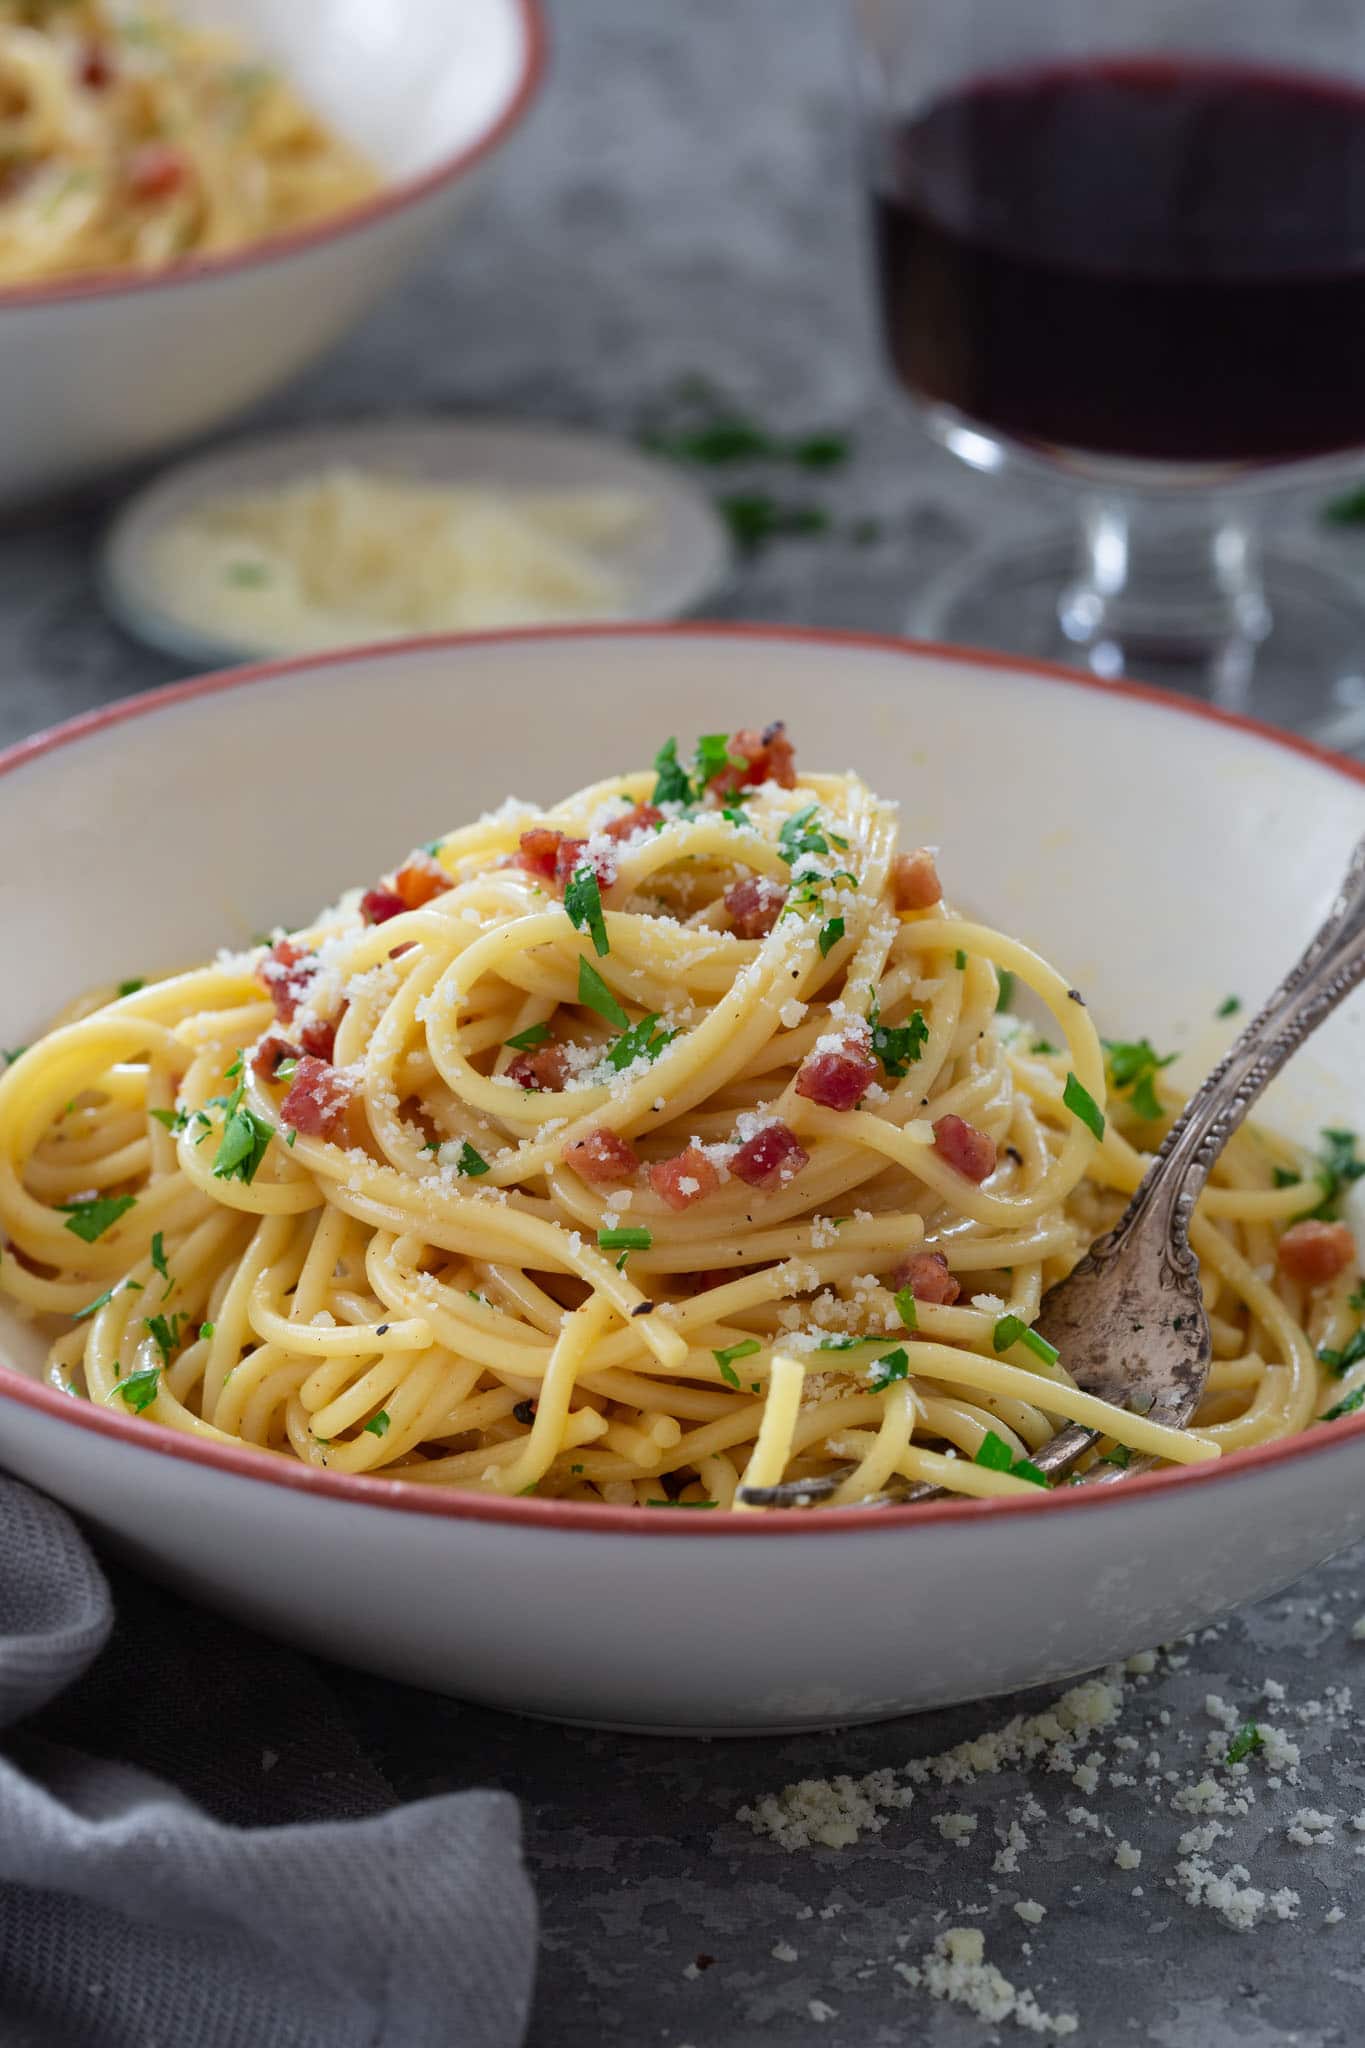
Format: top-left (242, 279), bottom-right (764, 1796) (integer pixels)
top-left (850, 0), bottom-right (1365, 736)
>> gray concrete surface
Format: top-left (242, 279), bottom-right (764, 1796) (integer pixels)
top-left (4, 3), bottom-right (1365, 2040)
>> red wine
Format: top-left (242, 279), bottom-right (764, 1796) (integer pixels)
top-left (874, 59), bottom-right (1365, 463)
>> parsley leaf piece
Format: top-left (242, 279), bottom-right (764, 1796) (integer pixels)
top-left (953, 949), bottom-right (967, 971)
top-left (213, 1102), bottom-right (274, 1185)
top-left (992, 1315), bottom-right (1060, 1366)
top-left (2, 1045), bottom-right (27, 1066)
top-left (143, 1313), bottom-right (185, 1369)
top-left (149, 1107), bottom-right (184, 1132)
top-left (577, 958), bottom-right (630, 1031)
top-left (61, 1194), bottom-right (136, 1243)
top-left (364, 1411), bottom-right (391, 1438)
top-left (199, 1322), bottom-right (215, 1340)
top-left (1321, 1328), bottom-right (1365, 1377)
top-left (1104, 1038), bottom-right (1178, 1121)
top-left (867, 1346), bottom-right (910, 1390)
top-left (150, 1230), bottom-right (173, 1298)
top-left (1031, 1038), bottom-right (1059, 1056)
top-left (598, 1225), bottom-right (652, 1252)
top-left (116, 978), bottom-right (145, 997)
top-left (116, 1367), bottom-right (161, 1414)
top-left (894, 1286), bottom-right (918, 1331)
top-left (1313, 1127), bottom-right (1365, 1220)
top-left (1063, 1072), bottom-right (1105, 1142)
top-left (606, 1012), bottom-right (675, 1073)
top-left (713, 1338), bottom-right (761, 1383)
top-left (693, 733), bottom-right (744, 787)
top-left (818, 916), bottom-right (845, 958)
top-left (1216, 995), bottom-right (1242, 1018)
top-left (1272, 1167), bottom-right (1302, 1189)
top-left (651, 737), bottom-right (693, 807)
top-left (816, 1334), bottom-right (873, 1351)
top-left (1011, 1459), bottom-right (1049, 1488)
top-left (455, 1142), bottom-right (490, 1178)
top-left (1324, 483), bottom-right (1365, 525)
top-left (74, 1281), bottom-right (132, 1322)
top-left (1323, 1384), bottom-right (1365, 1422)
top-left (1350, 1283), bottom-right (1365, 1312)
top-left (868, 994), bottom-right (928, 1080)
top-left (565, 864), bottom-right (609, 958)
top-left (1101, 1444), bottom-right (1132, 1469)
top-left (777, 803), bottom-right (829, 866)
top-left (995, 969), bottom-right (1015, 1012)
top-left (505, 1022), bottom-right (551, 1051)
top-left (1225, 1722), bottom-right (1265, 1765)
top-left (791, 431), bottom-right (850, 471)
top-left (720, 800), bottom-right (749, 827)
top-left (974, 1431), bottom-right (1014, 1472)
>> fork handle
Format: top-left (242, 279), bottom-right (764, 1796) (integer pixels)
top-left (1117, 832), bottom-right (1365, 1257)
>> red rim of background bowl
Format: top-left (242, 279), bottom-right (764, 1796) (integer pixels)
top-left (3, 621), bottom-right (1364, 1536)
top-left (0, 0), bottom-right (548, 312)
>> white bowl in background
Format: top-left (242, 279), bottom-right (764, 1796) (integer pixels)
top-left (0, 0), bottom-right (545, 509)
top-left (1, 626), bottom-right (1363, 1733)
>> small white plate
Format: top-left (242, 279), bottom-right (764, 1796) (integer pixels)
top-left (100, 417), bottom-right (733, 665)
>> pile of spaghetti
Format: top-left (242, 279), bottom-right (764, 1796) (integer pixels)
top-left (2, 725), bottom-right (1361, 1510)
top-left (0, 0), bottom-right (376, 284)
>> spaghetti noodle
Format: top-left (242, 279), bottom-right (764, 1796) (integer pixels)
top-left (2, 726), bottom-right (1360, 1510)
top-left (0, 1), bottom-right (376, 285)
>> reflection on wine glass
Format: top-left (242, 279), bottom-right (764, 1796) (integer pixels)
top-left (849, 0), bottom-right (1365, 737)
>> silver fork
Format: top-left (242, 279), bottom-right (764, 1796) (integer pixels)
top-left (738, 833), bottom-right (1365, 1509)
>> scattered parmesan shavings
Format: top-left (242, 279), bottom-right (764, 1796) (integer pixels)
top-left (1014, 1900), bottom-right (1047, 1925)
top-left (1174, 1855), bottom-right (1300, 1932)
top-left (771, 1941), bottom-right (798, 1963)
top-left (901, 1929), bottom-right (1078, 2037)
top-left (933, 1812), bottom-right (978, 1846)
top-left (1351, 1616), bottom-right (1365, 1642)
top-left (1114, 1841), bottom-right (1141, 1871)
top-left (1285, 1807), bottom-right (1336, 1847)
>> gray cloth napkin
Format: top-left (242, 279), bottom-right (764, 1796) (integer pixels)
top-left (0, 1474), bottom-right (537, 2048)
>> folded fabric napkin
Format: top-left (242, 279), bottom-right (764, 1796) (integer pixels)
top-left (0, 1473), bottom-right (537, 2048)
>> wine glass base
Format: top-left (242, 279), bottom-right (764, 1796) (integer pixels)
top-left (909, 532), bottom-right (1365, 751)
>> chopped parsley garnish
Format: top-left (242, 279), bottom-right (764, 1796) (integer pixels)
top-left (777, 803), bottom-right (830, 866)
top-left (1216, 995), bottom-right (1242, 1018)
top-left (1322, 1384), bottom-right (1365, 1422)
top-left (1031, 1038), bottom-right (1059, 1056)
top-left (867, 1346), bottom-right (910, 1390)
top-left (1225, 1722), bottom-right (1265, 1765)
top-left (150, 1105), bottom-right (206, 1136)
top-left (598, 1225), bottom-right (652, 1252)
top-left (275, 1059), bottom-right (298, 1082)
top-left (143, 1312), bottom-right (185, 1368)
top-left (577, 957), bottom-right (630, 1031)
top-left (73, 1278), bottom-right (140, 1322)
top-left (1272, 1167), bottom-right (1301, 1189)
top-left (953, 949), bottom-right (967, 970)
top-left (224, 560), bottom-right (271, 587)
top-left (651, 737), bottom-right (693, 806)
top-left (693, 733), bottom-right (745, 787)
top-left (1350, 1282), bottom-right (1365, 1312)
top-left (1317, 1329), bottom-right (1365, 1376)
top-left (818, 916), bottom-right (845, 958)
top-left (1101, 1444), bottom-right (1132, 1469)
top-left (505, 1022), bottom-right (551, 1051)
top-left (116, 1367), bottom-right (161, 1414)
top-left (974, 1430), bottom-right (1049, 1486)
top-left (117, 978), bottom-right (145, 997)
top-left (713, 1338), bottom-right (761, 1387)
top-left (1312, 1128), bottom-right (1365, 1220)
top-left (1324, 482), bottom-right (1365, 525)
top-left (992, 1315), bottom-right (1060, 1367)
top-left (455, 1142), bottom-right (490, 1178)
top-left (1063, 1072), bottom-right (1105, 1142)
top-left (816, 1334), bottom-right (872, 1351)
top-left (1104, 1038), bottom-right (1178, 1121)
top-left (212, 1091), bottom-right (274, 1185)
top-left (565, 864), bottom-right (609, 958)
top-left (720, 799), bottom-right (749, 828)
top-left (606, 1012), bottom-right (675, 1073)
top-left (894, 1286), bottom-right (918, 1331)
top-left (718, 494), bottom-right (830, 553)
top-left (1, 1046), bottom-right (26, 1066)
top-left (150, 1231), bottom-right (173, 1298)
top-left (364, 1411), bottom-right (391, 1437)
top-left (995, 969), bottom-right (1015, 1012)
top-left (868, 990), bottom-right (928, 1079)
top-left (199, 1322), bottom-right (215, 1340)
top-left (60, 1194), bottom-right (136, 1243)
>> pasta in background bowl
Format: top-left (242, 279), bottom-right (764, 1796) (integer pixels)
top-left (0, 625), bottom-right (1363, 1731)
top-left (0, 0), bottom-right (544, 504)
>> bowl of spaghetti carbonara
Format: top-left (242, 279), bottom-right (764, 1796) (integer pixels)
top-left (0, 0), bottom-right (544, 505)
top-left (0, 625), bottom-right (1362, 1731)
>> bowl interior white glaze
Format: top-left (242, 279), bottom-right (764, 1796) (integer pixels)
top-left (2, 628), bottom-right (1364, 1731)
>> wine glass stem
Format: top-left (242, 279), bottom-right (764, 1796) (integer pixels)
top-left (1058, 492), bottom-right (1272, 697)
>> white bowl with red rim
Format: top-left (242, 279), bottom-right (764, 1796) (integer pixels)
top-left (1, 625), bottom-right (1363, 1733)
top-left (0, 0), bottom-right (545, 510)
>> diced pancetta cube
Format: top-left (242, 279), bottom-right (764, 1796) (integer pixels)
top-left (602, 803), bottom-right (663, 842)
top-left (393, 852), bottom-right (453, 911)
top-left (890, 848), bottom-right (942, 911)
top-left (730, 1121), bottom-right (808, 1190)
top-left (280, 1057), bottom-right (364, 1144)
top-left (360, 887), bottom-right (406, 926)
top-left (1277, 1219), bottom-right (1355, 1286)
top-left (795, 1032), bottom-right (877, 1111)
top-left (932, 1114), bottom-right (996, 1183)
top-left (725, 876), bottom-right (787, 938)
top-left (562, 1127), bottom-right (639, 1185)
top-left (648, 1146), bottom-right (720, 1211)
top-left (505, 1044), bottom-right (570, 1091)
top-left (258, 938), bottom-right (316, 1026)
top-left (890, 1249), bottom-right (960, 1305)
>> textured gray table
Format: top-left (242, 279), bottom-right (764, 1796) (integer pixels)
top-left (5, 3), bottom-right (1365, 2041)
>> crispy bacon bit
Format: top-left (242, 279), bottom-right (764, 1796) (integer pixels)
top-left (128, 143), bottom-right (187, 202)
top-left (393, 852), bottom-right (453, 911)
top-left (79, 41), bottom-right (114, 88)
top-left (298, 1002), bottom-right (343, 1063)
top-left (360, 887), bottom-right (406, 926)
top-left (562, 1127), bottom-right (639, 1185)
top-left (514, 827), bottom-right (564, 883)
top-left (259, 938), bottom-right (316, 1025)
top-left (602, 803), bottom-right (663, 843)
top-left (725, 876), bottom-right (787, 939)
top-left (891, 1249), bottom-right (961, 1306)
top-left (795, 1032), bottom-right (877, 1112)
top-left (1277, 1219), bottom-right (1356, 1287)
top-left (891, 848), bottom-right (942, 912)
top-left (932, 1113), bottom-right (997, 1184)
top-left (280, 1057), bottom-right (363, 1143)
top-left (506, 1043), bottom-right (570, 1092)
top-left (251, 1031), bottom-right (298, 1082)
top-left (649, 1146), bottom-right (720, 1212)
top-left (708, 721), bottom-right (799, 799)
top-left (730, 1121), bottom-right (809, 1191)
